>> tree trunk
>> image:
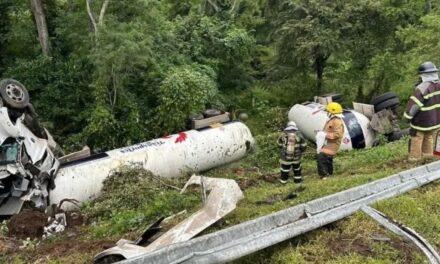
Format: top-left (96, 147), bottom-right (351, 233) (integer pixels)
top-left (30, 0), bottom-right (50, 56)
top-left (98, 0), bottom-right (110, 27)
top-left (315, 55), bottom-right (325, 95)
top-left (425, 0), bottom-right (432, 13)
top-left (86, 0), bottom-right (98, 34)
top-left (366, 71), bottom-right (385, 101)
top-left (86, 0), bottom-right (110, 37)
top-left (201, 0), bottom-right (219, 15)
top-left (355, 84), bottom-right (364, 102)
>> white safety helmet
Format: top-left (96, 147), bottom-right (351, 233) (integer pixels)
top-left (285, 121), bottom-right (297, 131)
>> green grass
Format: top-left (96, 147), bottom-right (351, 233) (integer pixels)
top-left (5, 126), bottom-right (440, 263)
top-left (224, 133), bottom-right (438, 264)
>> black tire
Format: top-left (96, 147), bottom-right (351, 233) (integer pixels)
top-left (189, 113), bottom-right (204, 121)
top-left (203, 109), bottom-right (222, 118)
top-left (186, 113), bottom-right (204, 129)
top-left (321, 93), bottom-right (343, 102)
top-left (371, 92), bottom-right (397, 106)
top-left (374, 97), bottom-right (400, 112)
top-left (0, 79), bottom-right (30, 109)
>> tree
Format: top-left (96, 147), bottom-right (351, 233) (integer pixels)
top-left (30, 0), bottom-right (51, 56)
top-left (274, 0), bottom-right (379, 94)
top-left (158, 64), bottom-right (218, 132)
top-left (0, 0), bottom-right (13, 75)
top-left (86, 0), bottom-right (110, 37)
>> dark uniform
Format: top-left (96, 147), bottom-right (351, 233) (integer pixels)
top-left (404, 61), bottom-right (440, 160)
top-left (278, 129), bottom-right (307, 183)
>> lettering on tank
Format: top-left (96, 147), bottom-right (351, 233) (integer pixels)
top-left (120, 141), bottom-right (166, 154)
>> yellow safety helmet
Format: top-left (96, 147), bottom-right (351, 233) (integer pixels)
top-left (326, 102), bottom-right (343, 114)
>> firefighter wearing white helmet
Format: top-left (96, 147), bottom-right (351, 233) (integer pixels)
top-left (277, 121), bottom-right (307, 184)
top-left (317, 102), bottom-right (345, 180)
top-left (404, 61), bottom-right (440, 161)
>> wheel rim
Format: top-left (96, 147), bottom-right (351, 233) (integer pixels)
top-left (5, 83), bottom-right (25, 103)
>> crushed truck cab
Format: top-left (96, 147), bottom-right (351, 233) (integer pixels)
top-left (0, 106), bottom-right (60, 215)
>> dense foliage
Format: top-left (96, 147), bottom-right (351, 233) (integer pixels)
top-left (0, 0), bottom-right (439, 150)
top-left (82, 165), bottom-right (199, 235)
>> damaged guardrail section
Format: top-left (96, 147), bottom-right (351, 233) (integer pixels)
top-left (361, 206), bottom-right (440, 264)
top-left (120, 161), bottom-right (440, 264)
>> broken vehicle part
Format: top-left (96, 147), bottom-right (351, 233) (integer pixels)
top-left (43, 213), bottom-right (67, 239)
top-left (50, 122), bottom-right (254, 210)
top-left (134, 217), bottom-right (165, 246)
top-left (118, 161), bottom-right (440, 264)
top-left (93, 175), bottom-right (244, 263)
top-left (191, 112), bottom-right (230, 130)
top-left (93, 218), bottom-right (166, 264)
top-left (361, 206), bottom-right (440, 264)
top-left (58, 146), bottom-right (91, 164)
top-left (0, 105), bottom-right (60, 216)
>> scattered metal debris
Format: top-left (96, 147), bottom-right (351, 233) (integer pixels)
top-left (43, 213), bottom-right (67, 239)
top-left (118, 161), bottom-right (440, 264)
top-left (93, 175), bottom-right (244, 263)
top-left (163, 210), bottom-right (187, 224)
top-left (362, 206), bottom-right (440, 264)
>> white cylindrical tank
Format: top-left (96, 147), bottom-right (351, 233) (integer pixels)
top-left (288, 103), bottom-right (376, 150)
top-left (50, 122), bottom-right (255, 207)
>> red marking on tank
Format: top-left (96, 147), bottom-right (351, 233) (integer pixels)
top-left (343, 137), bottom-right (350, 144)
top-left (175, 132), bottom-right (188, 143)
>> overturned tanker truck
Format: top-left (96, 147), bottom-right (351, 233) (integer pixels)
top-left (0, 79), bottom-right (255, 215)
top-left (289, 92), bottom-right (408, 150)
top-left (50, 121), bottom-right (254, 210)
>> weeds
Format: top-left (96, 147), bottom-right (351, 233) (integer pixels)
top-left (82, 165), bottom-right (199, 236)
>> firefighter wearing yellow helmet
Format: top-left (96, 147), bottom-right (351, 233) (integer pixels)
top-left (317, 102), bottom-right (345, 179)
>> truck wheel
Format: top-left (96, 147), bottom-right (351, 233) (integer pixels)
top-left (321, 93), bottom-right (343, 102)
top-left (374, 97), bottom-right (400, 112)
top-left (203, 109), bottom-right (222, 118)
top-left (189, 113), bottom-right (204, 121)
top-left (371, 92), bottom-right (397, 106)
top-left (0, 79), bottom-right (30, 109)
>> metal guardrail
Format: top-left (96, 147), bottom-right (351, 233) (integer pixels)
top-left (121, 161), bottom-right (440, 264)
top-left (362, 206), bottom-right (440, 264)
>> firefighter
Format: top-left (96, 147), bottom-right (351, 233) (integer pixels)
top-left (317, 102), bottom-right (345, 179)
top-left (278, 121), bottom-right (307, 184)
top-left (404, 61), bottom-right (440, 161)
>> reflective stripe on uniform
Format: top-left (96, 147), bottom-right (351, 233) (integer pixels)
top-left (410, 96), bottom-right (424, 107)
top-left (403, 112), bottom-right (413, 120)
top-left (280, 167), bottom-right (290, 172)
top-left (421, 104), bottom-right (440, 111)
top-left (423, 91), bottom-right (440, 100)
top-left (410, 123), bottom-right (440, 131)
top-left (279, 159), bottom-right (300, 165)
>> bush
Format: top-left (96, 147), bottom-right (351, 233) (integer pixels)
top-left (83, 166), bottom-right (199, 236)
top-left (157, 64), bottom-right (218, 133)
